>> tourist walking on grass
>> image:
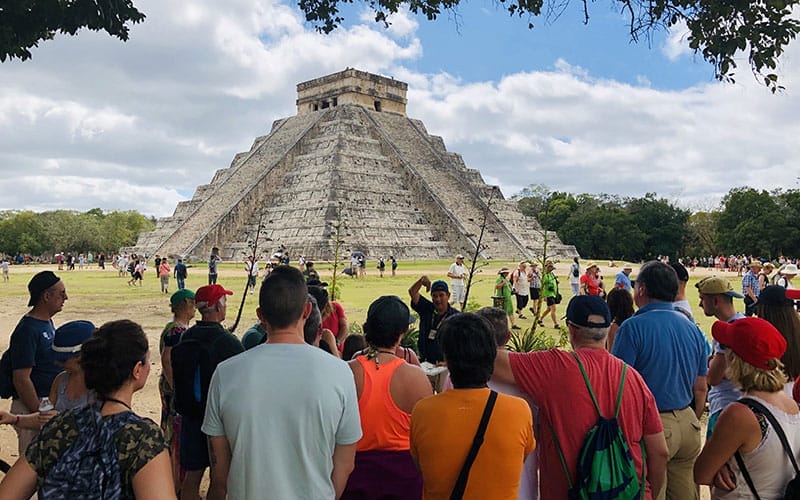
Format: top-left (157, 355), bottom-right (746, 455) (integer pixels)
top-left (528, 262), bottom-right (542, 320)
top-left (694, 317), bottom-right (800, 499)
top-left (174, 258), bottom-right (188, 290)
top-left (540, 261), bottom-right (560, 328)
top-left (496, 267), bottom-right (519, 330)
top-left (208, 247), bottom-right (221, 285)
top-left (245, 256), bottom-right (259, 294)
top-left (0, 320), bottom-right (175, 499)
top-left (159, 258), bottom-right (171, 294)
top-left (447, 255), bottom-right (467, 309)
top-left (342, 296), bottom-right (432, 499)
top-left (512, 261), bottom-right (530, 319)
top-left (569, 256), bottom-right (581, 296)
top-left (1, 258), bottom-right (8, 282)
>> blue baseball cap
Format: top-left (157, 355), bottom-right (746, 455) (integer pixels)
top-left (431, 280), bottom-right (449, 293)
top-left (52, 320), bottom-right (95, 361)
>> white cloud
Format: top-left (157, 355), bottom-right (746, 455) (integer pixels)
top-left (663, 20), bottom-right (692, 61)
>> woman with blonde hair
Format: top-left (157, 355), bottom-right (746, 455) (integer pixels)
top-left (694, 317), bottom-right (800, 498)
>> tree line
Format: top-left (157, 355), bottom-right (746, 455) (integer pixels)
top-left (515, 185), bottom-right (800, 261)
top-left (0, 209), bottom-right (155, 257)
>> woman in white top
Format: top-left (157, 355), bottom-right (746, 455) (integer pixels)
top-left (695, 317), bottom-right (800, 499)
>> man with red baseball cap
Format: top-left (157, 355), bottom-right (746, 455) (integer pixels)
top-left (171, 284), bottom-right (243, 499)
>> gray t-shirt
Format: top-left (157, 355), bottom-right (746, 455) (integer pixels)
top-left (203, 343), bottom-right (362, 499)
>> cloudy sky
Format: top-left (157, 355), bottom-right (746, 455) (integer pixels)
top-left (1, 0), bottom-right (799, 218)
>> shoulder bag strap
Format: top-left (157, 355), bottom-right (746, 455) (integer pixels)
top-left (450, 390), bottom-right (498, 500)
top-left (739, 397), bottom-right (800, 473)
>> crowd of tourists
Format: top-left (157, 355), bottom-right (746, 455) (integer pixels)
top-left (1, 254), bottom-right (800, 499)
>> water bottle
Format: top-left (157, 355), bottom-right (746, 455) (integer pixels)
top-left (38, 397), bottom-right (54, 413)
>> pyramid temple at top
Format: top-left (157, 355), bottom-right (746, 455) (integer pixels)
top-left (132, 69), bottom-right (578, 261)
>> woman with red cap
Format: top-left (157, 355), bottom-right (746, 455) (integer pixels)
top-left (694, 317), bottom-right (800, 498)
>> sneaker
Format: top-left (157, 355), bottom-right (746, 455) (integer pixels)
top-left (553, 324), bottom-right (561, 329)
top-left (538, 321), bottom-right (545, 327)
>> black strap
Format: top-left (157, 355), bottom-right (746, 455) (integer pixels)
top-left (450, 390), bottom-right (497, 500)
top-left (733, 397), bottom-right (800, 499)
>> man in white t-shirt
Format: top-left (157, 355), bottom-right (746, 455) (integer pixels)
top-left (447, 255), bottom-right (467, 309)
top-left (512, 261), bottom-right (530, 319)
top-left (203, 266), bottom-right (361, 500)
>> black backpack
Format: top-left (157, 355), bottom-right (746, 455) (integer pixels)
top-left (171, 335), bottom-right (224, 419)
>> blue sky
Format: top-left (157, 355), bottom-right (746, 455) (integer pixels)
top-left (0, 0), bottom-right (797, 217)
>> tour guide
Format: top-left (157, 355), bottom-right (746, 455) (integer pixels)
top-left (409, 276), bottom-right (459, 364)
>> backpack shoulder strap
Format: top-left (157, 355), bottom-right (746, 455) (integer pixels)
top-left (570, 351), bottom-right (604, 418)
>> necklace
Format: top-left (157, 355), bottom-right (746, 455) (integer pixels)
top-left (366, 347), bottom-right (396, 369)
top-left (102, 397), bottom-right (132, 412)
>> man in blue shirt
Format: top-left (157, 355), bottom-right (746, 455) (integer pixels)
top-left (614, 265), bottom-right (633, 292)
top-left (611, 261), bottom-right (708, 500)
top-left (741, 261), bottom-right (761, 316)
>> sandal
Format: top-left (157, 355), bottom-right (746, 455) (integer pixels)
top-left (553, 324), bottom-right (561, 329)
top-left (537, 321), bottom-right (545, 327)
top-left (512, 325), bottom-right (521, 330)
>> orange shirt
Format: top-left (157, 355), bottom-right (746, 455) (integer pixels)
top-left (410, 388), bottom-right (535, 500)
top-left (355, 356), bottom-right (412, 451)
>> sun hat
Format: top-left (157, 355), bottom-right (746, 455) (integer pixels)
top-left (456, 254), bottom-right (465, 260)
top-left (749, 261), bottom-right (763, 269)
top-left (780, 264), bottom-right (799, 275)
top-left (366, 296), bottom-right (415, 336)
top-left (566, 296), bottom-right (611, 328)
top-left (712, 317), bottom-right (786, 370)
top-left (27, 271), bottom-right (61, 307)
top-left (431, 280), bottom-right (449, 293)
top-left (695, 276), bottom-right (744, 298)
top-left (585, 261), bottom-right (597, 270)
top-left (758, 285), bottom-right (800, 307)
top-left (498, 267), bottom-right (511, 275)
top-left (623, 264), bottom-right (633, 270)
top-left (194, 284), bottom-right (233, 309)
top-left (170, 289), bottom-right (195, 308)
top-left (52, 320), bottom-right (95, 361)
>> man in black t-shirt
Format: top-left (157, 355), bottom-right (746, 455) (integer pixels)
top-left (408, 276), bottom-right (459, 365)
top-left (172, 284), bottom-right (243, 498)
top-left (7, 271), bottom-right (66, 454)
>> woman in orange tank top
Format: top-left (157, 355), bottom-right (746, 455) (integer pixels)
top-left (342, 296), bottom-right (433, 500)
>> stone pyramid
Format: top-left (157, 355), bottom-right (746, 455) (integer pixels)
top-left (132, 69), bottom-right (577, 261)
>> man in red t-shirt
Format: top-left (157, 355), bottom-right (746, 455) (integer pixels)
top-left (579, 262), bottom-right (605, 297)
top-left (494, 295), bottom-right (668, 499)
